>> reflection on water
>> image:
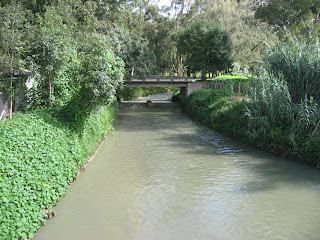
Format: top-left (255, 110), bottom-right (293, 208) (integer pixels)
top-left (34, 104), bottom-right (320, 240)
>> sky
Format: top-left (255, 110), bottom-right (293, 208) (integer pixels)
top-left (155, 0), bottom-right (172, 7)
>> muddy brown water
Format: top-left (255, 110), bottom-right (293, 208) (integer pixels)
top-left (34, 95), bottom-right (320, 240)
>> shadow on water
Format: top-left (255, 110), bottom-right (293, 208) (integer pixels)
top-left (117, 104), bottom-right (320, 194)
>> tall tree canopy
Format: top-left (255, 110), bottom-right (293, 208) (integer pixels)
top-left (1, 0), bottom-right (316, 116)
top-left (177, 19), bottom-right (233, 78)
top-left (181, 0), bottom-right (278, 71)
top-left (254, 0), bottom-right (320, 36)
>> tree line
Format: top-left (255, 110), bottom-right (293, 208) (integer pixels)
top-left (0, 0), bottom-right (319, 120)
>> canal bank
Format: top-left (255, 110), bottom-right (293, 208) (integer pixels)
top-left (182, 89), bottom-right (320, 167)
top-left (34, 93), bottom-right (320, 240)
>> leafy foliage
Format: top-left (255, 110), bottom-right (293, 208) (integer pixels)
top-left (57, 34), bottom-right (124, 126)
top-left (0, 102), bottom-right (117, 239)
top-left (0, 3), bottom-right (30, 118)
top-left (177, 19), bottom-right (233, 78)
top-left (26, 4), bottom-right (79, 108)
top-left (193, 0), bottom-right (278, 70)
top-left (143, 16), bottom-right (177, 74)
top-left (254, 0), bottom-right (320, 37)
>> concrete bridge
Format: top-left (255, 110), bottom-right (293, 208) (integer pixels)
top-left (124, 76), bottom-right (204, 97)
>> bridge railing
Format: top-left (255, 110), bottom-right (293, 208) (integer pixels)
top-left (128, 75), bottom-right (196, 82)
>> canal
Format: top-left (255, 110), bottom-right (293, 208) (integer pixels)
top-left (34, 95), bottom-right (320, 240)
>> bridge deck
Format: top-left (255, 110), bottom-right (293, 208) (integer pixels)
top-left (124, 76), bottom-right (198, 87)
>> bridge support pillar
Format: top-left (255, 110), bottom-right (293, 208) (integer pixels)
top-left (179, 87), bottom-right (188, 98)
top-left (180, 82), bottom-right (205, 98)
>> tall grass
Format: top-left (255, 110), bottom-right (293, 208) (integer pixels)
top-left (247, 35), bottom-right (320, 165)
top-left (264, 36), bottom-right (320, 104)
top-left (246, 70), bottom-right (292, 139)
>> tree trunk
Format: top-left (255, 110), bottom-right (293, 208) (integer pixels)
top-left (177, 56), bottom-right (183, 76)
top-left (49, 76), bottom-right (52, 107)
top-left (201, 73), bottom-right (206, 81)
top-left (9, 77), bottom-right (13, 119)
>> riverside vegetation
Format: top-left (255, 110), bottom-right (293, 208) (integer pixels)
top-left (0, 0), bottom-right (319, 239)
top-left (0, 103), bottom-right (117, 239)
top-left (183, 36), bottom-right (320, 167)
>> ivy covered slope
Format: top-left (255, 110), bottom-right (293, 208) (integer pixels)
top-left (0, 103), bottom-right (117, 239)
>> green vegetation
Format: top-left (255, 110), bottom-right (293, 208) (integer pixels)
top-left (117, 87), bottom-right (177, 101)
top-left (0, 102), bottom-right (117, 239)
top-left (246, 36), bottom-right (320, 166)
top-left (263, 36), bottom-right (320, 103)
top-left (254, 0), bottom-right (320, 37)
top-left (177, 19), bottom-right (233, 79)
top-left (183, 36), bottom-right (320, 167)
top-left (177, 0), bottom-right (278, 71)
top-left (0, 0), bottom-right (319, 238)
top-left (183, 88), bottom-right (320, 167)
top-left (183, 89), bottom-right (248, 139)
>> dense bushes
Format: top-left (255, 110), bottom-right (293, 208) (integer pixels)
top-left (0, 102), bottom-right (117, 239)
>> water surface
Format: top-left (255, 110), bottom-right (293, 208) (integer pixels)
top-left (34, 99), bottom-right (320, 240)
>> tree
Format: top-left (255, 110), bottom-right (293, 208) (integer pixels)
top-left (58, 34), bottom-right (124, 126)
top-left (0, 0), bottom-right (58, 14)
top-left (177, 19), bottom-right (233, 78)
top-left (0, 3), bottom-right (28, 118)
top-left (99, 22), bottom-right (156, 79)
top-left (183, 0), bottom-right (278, 72)
top-left (254, 0), bottom-right (320, 37)
top-left (27, 4), bottom-right (78, 108)
top-left (143, 15), bottom-right (176, 74)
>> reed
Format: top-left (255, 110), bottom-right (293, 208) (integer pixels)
top-left (264, 35), bottom-right (320, 104)
top-left (246, 70), bottom-right (292, 139)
